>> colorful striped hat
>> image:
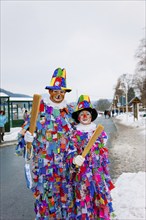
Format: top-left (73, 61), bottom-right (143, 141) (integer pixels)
top-left (45, 68), bottom-right (72, 92)
top-left (72, 95), bottom-right (98, 123)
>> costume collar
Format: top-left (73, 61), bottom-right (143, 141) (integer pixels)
top-left (76, 122), bottom-right (96, 132)
top-left (42, 95), bottom-right (67, 109)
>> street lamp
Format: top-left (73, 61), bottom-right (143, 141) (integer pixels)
top-left (125, 84), bottom-right (128, 120)
top-left (118, 79), bottom-right (128, 120)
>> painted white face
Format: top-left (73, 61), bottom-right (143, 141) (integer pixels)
top-left (78, 110), bottom-right (92, 125)
top-left (49, 90), bottom-right (66, 103)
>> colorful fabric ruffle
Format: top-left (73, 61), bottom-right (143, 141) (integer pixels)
top-left (16, 100), bottom-right (76, 219)
top-left (15, 100), bottom-right (115, 220)
top-left (67, 129), bottom-right (115, 220)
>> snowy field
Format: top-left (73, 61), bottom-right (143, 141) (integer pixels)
top-left (3, 112), bottom-right (146, 220)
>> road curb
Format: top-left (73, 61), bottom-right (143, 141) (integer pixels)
top-left (0, 140), bottom-right (17, 148)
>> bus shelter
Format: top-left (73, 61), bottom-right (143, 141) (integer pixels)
top-left (0, 92), bottom-right (33, 129)
top-left (9, 97), bottom-right (33, 127)
top-left (0, 92), bottom-right (10, 132)
top-left (129, 97), bottom-right (142, 120)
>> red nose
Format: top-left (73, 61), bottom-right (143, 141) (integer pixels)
top-left (83, 113), bottom-right (87, 119)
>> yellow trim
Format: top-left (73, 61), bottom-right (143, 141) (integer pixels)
top-left (61, 87), bottom-right (72, 91)
top-left (62, 69), bottom-right (66, 78)
top-left (50, 77), bottom-right (55, 86)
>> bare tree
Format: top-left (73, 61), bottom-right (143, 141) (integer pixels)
top-left (113, 78), bottom-right (123, 98)
top-left (96, 99), bottom-right (111, 111)
top-left (141, 77), bottom-right (146, 107)
top-left (133, 38), bottom-right (146, 107)
top-left (113, 38), bottom-right (146, 107)
top-left (113, 73), bottom-right (133, 100)
top-left (135, 38), bottom-right (146, 73)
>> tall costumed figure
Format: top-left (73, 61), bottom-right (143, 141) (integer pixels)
top-left (16, 68), bottom-right (76, 219)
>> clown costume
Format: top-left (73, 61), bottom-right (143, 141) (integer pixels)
top-left (15, 68), bottom-right (76, 220)
top-left (69, 95), bottom-right (115, 220)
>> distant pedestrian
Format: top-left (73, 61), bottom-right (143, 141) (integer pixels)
top-left (23, 109), bottom-right (29, 121)
top-left (104, 110), bottom-right (107, 118)
top-left (112, 110), bottom-right (115, 117)
top-left (104, 110), bottom-right (111, 119)
top-left (0, 110), bottom-right (7, 143)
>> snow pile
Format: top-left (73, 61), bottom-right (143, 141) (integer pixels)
top-left (111, 113), bottom-right (146, 220)
top-left (4, 127), bottom-right (21, 142)
top-left (116, 112), bottom-right (146, 128)
top-left (111, 172), bottom-right (146, 220)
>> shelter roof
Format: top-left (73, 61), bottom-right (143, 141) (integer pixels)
top-left (0, 92), bottom-right (9, 97)
top-left (10, 97), bottom-right (33, 102)
top-left (129, 96), bottom-right (142, 105)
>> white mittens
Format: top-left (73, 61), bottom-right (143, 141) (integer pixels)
top-left (24, 131), bottom-right (34, 143)
top-left (73, 155), bottom-right (85, 166)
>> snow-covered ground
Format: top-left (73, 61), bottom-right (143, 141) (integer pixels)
top-left (4, 127), bottom-right (21, 142)
top-left (2, 112), bottom-right (146, 220)
top-left (111, 113), bottom-right (146, 220)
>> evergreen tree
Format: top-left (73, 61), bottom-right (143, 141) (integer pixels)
top-left (128, 87), bottom-right (135, 103)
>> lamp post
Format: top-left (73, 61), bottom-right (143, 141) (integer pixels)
top-left (113, 97), bottom-right (117, 115)
top-left (125, 83), bottom-right (128, 121)
top-left (118, 77), bottom-right (128, 120)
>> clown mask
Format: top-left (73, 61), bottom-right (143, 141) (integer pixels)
top-left (78, 110), bottom-right (92, 125)
top-left (49, 90), bottom-right (66, 103)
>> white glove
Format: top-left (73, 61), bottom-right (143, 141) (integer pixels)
top-left (73, 155), bottom-right (85, 166)
top-left (24, 131), bottom-right (34, 143)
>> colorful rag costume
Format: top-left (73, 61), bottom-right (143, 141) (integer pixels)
top-left (16, 97), bottom-right (76, 220)
top-left (16, 67), bottom-right (78, 219)
top-left (68, 122), bottom-right (115, 220)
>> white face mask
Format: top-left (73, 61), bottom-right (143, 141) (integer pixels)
top-left (78, 110), bottom-right (92, 125)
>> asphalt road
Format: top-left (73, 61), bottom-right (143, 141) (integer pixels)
top-left (95, 115), bottom-right (117, 148)
top-left (0, 146), bottom-right (35, 220)
top-left (94, 115), bottom-right (118, 180)
top-left (0, 115), bottom-right (117, 220)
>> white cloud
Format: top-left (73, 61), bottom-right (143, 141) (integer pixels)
top-left (1, 1), bottom-right (145, 102)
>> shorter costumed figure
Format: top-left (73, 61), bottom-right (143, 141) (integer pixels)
top-left (71, 95), bottom-right (115, 220)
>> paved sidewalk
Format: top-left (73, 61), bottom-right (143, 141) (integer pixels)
top-left (0, 140), bottom-right (17, 148)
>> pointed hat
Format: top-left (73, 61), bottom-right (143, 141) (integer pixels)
top-left (72, 95), bottom-right (98, 123)
top-left (45, 68), bottom-right (72, 92)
